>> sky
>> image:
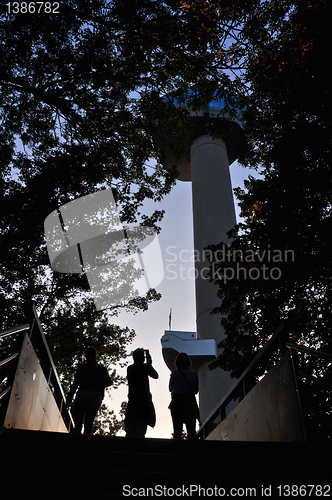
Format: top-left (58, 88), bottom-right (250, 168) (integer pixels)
top-left (105, 159), bottom-right (257, 438)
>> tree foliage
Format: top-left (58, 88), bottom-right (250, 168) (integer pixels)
top-left (0, 0), bottom-right (257, 322)
top-left (92, 401), bottom-right (127, 436)
top-left (3, 0), bottom-right (329, 430)
top-left (207, 0), bottom-right (332, 378)
top-left (0, 0), bottom-right (262, 430)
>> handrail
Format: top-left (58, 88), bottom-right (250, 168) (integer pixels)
top-left (28, 305), bottom-right (72, 425)
top-left (286, 341), bottom-right (332, 445)
top-left (0, 324), bottom-right (30, 339)
top-left (197, 327), bottom-right (331, 442)
top-left (0, 326), bottom-right (26, 428)
top-left (303, 404), bottom-right (332, 427)
top-left (0, 353), bottom-right (19, 369)
top-left (297, 370), bottom-right (331, 391)
top-left (197, 322), bottom-right (286, 439)
top-left (0, 307), bottom-right (74, 431)
top-left (286, 342), bottom-right (332, 362)
top-left (27, 304), bottom-right (75, 430)
top-left (0, 387), bottom-right (11, 399)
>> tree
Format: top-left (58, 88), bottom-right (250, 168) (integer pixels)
top-left (207, 0), bottom-right (332, 378)
top-left (92, 401), bottom-right (127, 436)
top-left (0, 1), bottom-right (261, 431)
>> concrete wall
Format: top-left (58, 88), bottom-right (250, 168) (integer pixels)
top-left (207, 353), bottom-right (305, 442)
top-left (4, 332), bottom-right (67, 432)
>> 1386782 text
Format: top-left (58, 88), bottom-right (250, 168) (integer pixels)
top-left (5, 2), bottom-right (60, 14)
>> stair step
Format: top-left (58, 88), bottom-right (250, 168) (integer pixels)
top-left (1, 428), bottom-right (330, 499)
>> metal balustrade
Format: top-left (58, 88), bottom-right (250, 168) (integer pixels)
top-left (287, 342), bottom-right (332, 446)
top-left (197, 323), bottom-right (331, 446)
top-left (0, 323), bottom-right (29, 408)
top-left (0, 305), bottom-right (73, 432)
top-left (197, 323), bottom-right (287, 439)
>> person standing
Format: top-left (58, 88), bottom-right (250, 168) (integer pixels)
top-left (67, 346), bottom-right (113, 434)
top-left (125, 348), bottom-right (158, 438)
top-left (169, 352), bottom-right (199, 439)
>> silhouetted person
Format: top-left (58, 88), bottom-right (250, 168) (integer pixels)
top-left (169, 352), bottom-right (199, 439)
top-left (125, 348), bottom-right (158, 438)
top-left (67, 346), bottom-right (112, 434)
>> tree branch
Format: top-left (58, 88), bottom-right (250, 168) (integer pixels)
top-left (0, 73), bottom-right (76, 120)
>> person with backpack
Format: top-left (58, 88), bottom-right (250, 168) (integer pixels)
top-left (168, 352), bottom-right (199, 439)
top-left (67, 346), bottom-right (113, 434)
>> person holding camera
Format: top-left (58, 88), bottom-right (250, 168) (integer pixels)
top-left (124, 348), bottom-right (159, 438)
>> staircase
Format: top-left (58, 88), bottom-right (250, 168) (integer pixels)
top-left (1, 316), bottom-right (331, 498)
top-left (0, 427), bottom-right (330, 499)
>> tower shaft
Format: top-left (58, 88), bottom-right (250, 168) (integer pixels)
top-left (191, 135), bottom-right (237, 423)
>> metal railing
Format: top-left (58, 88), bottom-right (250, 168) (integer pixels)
top-left (197, 322), bottom-right (287, 439)
top-left (197, 321), bottom-right (331, 445)
top-left (0, 324), bottom-right (29, 405)
top-left (0, 305), bottom-right (74, 431)
top-left (287, 343), bottom-right (332, 445)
